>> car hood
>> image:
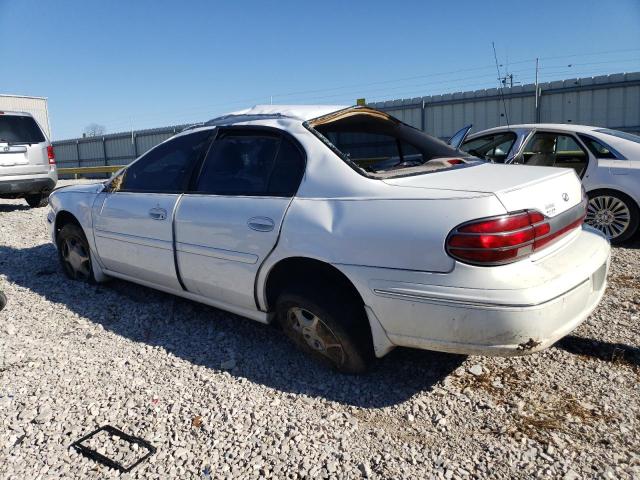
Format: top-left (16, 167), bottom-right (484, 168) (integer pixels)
top-left (383, 163), bottom-right (583, 217)
top-left (53, 182), bottom-right (105, 195)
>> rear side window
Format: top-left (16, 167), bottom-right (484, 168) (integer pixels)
top-left (578, 134), bottom-right (618, 159)
top-left (461, 132), bottom-right (516, 163)
top-left (519, 132), bottom-right (588, 176)
top-left (120, 130), bottom-right (214, 193)
top-left (0, 115), bottom-right (46, 144)
top-left (194, 131), bottom-right (304, 196)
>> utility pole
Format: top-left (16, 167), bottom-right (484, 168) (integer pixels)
top-left (535, 57), bottom-right (540, 123)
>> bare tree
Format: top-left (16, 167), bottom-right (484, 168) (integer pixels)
top-left (83, 123), bottom-right (106, 137)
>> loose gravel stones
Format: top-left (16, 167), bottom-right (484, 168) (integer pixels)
top-left (1, 185), bottom-right (639, 478)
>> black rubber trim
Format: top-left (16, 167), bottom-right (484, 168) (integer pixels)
top-left (172, 194), bottom-right (188, 291)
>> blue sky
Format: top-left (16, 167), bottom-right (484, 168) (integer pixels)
top-left (1, 0), bottom-right (639, 140)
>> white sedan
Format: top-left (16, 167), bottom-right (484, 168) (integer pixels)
top-left (48, 105), bottom-right (610, 373)
top-left (456, 123), bottom-right (640, 243)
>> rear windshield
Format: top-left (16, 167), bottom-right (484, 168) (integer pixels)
top-left (594, 128), bottom-right (640, 144)
top-left (0, 115), bottom-right (46, 144)
top-left (308, 107), bottom-right (474, 178)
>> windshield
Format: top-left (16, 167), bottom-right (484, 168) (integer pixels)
top-left (308, 107), bottom-right (473, 178)
top-left (0, 115), bottom-right (46, 144)
top-left (594, 128), bottom-right (640, 144)
top-left (448, 125), bottom-right (472, 148)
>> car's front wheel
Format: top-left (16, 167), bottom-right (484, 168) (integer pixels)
top-left (586, 190), bottom-right (639, 244)
top-left (57, 224), bottom-right (95, 283)
top-left (25, 193), bottom-right (49, 208)
top-left (276, 282), bottom-right (373, 374)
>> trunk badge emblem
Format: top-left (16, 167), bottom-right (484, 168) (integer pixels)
top-left (562, 193), bottom-right (569, 201)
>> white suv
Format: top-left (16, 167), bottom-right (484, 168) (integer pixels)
top-left (0, 111), bottom-right (57, 207)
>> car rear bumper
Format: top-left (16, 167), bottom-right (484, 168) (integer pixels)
top-left (0, 172), bottom-right (57, 195)
top-left (340, 226), bottom-right (610, 357)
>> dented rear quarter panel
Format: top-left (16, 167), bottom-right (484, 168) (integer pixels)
top-left (271, 193), bottom-right (505, 272)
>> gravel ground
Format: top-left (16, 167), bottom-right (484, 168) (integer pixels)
top-left (1, 186), bottom-right (639, 479)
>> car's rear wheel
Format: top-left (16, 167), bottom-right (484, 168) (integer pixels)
top-left (57, 224), bottom-right (95, 283)
top-left (275, 282), bottom-right (373, 374)
top-left (25, 193), bottom-right (49, 208)
top-left (586, 190), bottom-right (639, 244)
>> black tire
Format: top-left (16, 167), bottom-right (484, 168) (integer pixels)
top-left (0, 291), bottom-right (6, 312)
top-left (275, 281), bottom-right (373, 374)
top-left (25, 193), bottom-right (49, 208)
top-left (56, 224), bottom-right (96, 283)
top-left (586, 190), bottom-right (639, 245)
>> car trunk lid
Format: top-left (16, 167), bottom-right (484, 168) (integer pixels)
top-left (383, 163), bottom-right (583, 217)
top-left (0, 143), bottom-right (30, 167)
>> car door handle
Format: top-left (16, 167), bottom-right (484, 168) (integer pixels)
top-left (247, 216), bottom-right (274, 232)
top-left (149, 207), bottom-right (167, 220)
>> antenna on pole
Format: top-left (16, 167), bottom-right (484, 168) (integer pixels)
top-left (492, 41), bottom-right (510, 128)
top-left (534, 57), bottom-right (540, 123)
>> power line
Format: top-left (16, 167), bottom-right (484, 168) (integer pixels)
top-left (93, 48), bottom-right (640, 133)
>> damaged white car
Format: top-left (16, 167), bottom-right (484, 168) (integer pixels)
top-left (48, 105), bottom-right (610, 373)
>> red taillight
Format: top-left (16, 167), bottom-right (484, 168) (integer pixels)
top-left (47, 145), bottom-right (56, 164)
top-left (447, 159), bottom-right (465, 165)
top-left (533, 217), bottom-right (584, 250)
top-left (447, 206), bottom-right (586, 266)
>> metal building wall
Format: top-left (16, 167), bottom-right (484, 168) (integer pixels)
top-left (372, 72), bottom-right (640, 139)
top-left (52, 125), bottom-right (187, 171)
top-left (0, 94), bottom-right (51, 139)
top-left (51, 72), bottom-right (640, 170)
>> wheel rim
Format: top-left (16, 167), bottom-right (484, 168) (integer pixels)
top-left (287, 307), bottom-right (345, 367)
top-left (61, 236), bottom-right (91, 280)
top-left (586, 195), bottom-right (631, 240)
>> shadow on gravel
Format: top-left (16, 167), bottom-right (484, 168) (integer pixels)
top-left (0, 244), bottom-right (464, 408)
top-left (557, 335), bottom-right (640, 368)
top-left (0, 203), bottom-right (30, 213)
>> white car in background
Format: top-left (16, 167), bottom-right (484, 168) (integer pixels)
top-left (455, 124), bottom-right (640, 243)
top-left (48, 105), bottom-right (609, 373)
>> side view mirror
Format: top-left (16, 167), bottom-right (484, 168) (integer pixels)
top-left (104, 173), bottom-right (124, 192)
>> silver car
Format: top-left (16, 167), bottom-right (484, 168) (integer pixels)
top-left (0, 111), bottom-right (57, 207)
top-left (454, 124), bottom-right (640, 243)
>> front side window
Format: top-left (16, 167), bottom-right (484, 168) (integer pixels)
top-left (120, 130), bottom-right (214, 193)
top-left (519, 132), bottom-right (588, 176)
top-left (0, 115), bottom-right (46, 144)
top-left (194, 131), bottom-right (305, 196)
top-left (461, 132), bottom-right (516, 163)
top-left (578, 134), bottom-right (619, 159)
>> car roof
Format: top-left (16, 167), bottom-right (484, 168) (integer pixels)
top-left (209, 104), bottom-right (348, 124)
top-left (470, 123), bottom-right (603, 136)
top-left (0, 110), bottom-right (35, 117)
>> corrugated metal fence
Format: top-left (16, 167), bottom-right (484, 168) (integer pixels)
top-left (52, 124), bottom-right (190, 172)
top-left (53, 72), bottom-right (640, 171)
top-left (370, 72), bottom-right (640, 138)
